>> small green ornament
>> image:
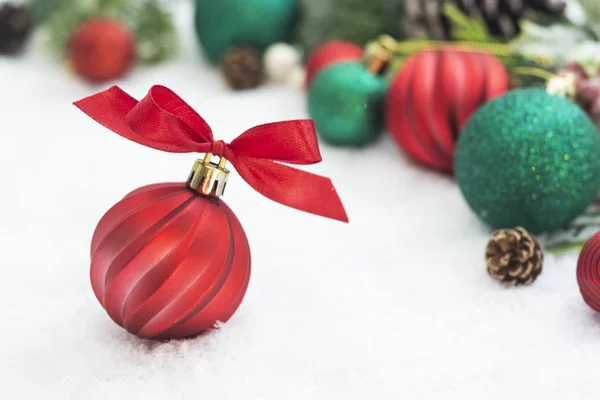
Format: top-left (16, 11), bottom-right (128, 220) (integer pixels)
top-left (455, 88), bottom-right (600, 234)
top-left (194, 0), bottom-right (297, 64)
top-left (308, 62), bottom-right (388, 147)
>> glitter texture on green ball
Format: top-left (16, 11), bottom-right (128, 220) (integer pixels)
top-left (455, 88), bottom-right (600, 234)
top-left (194, 0), bottom-right (298, 64)
top-left (308, 62), bottom-right (388, 147)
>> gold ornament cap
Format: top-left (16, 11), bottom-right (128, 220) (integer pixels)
top-left (187, 153), bottom-right (230, 197)
top-left (362, 34), bottom-right (396, 74)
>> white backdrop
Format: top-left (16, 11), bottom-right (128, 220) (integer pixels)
top-left (2, 2), bottom-right (600, 399)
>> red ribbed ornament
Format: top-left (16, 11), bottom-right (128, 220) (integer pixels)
top-left (386, 50), bottom-right (510, 172)
top-left (91, 182), bottom-right (250, 340)
top-left (577, 232), bottom-right (600, 312)
top-left (305, 40), bottom-right (363, 88)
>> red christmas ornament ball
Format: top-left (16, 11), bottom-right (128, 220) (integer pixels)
top-left (305, 40), bottom-right (363, 88)
top-left (386, 50), bottom-right (510, 172)
top-left (68, 18), bottom-right (135, 83)
top-left (577, 232), bottom-right (600, 313)
top-left (91, 182), bottom-right (251, 340)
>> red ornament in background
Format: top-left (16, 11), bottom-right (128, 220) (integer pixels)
top-left (305, 40), bottom-right (362, 88)
top-left (577, 232), bottom-right (600, 313)
top-left (75, 85), bottom-right (348, 340)
top-left (68, 18), bottom-right (135, 83)
top-left (386, 50), bottom-right (509, 172)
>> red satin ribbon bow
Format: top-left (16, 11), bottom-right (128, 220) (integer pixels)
top-left (74, 85), bottom-right (348, 222)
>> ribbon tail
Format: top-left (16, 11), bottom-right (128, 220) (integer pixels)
top-left (234, 157), bottom-right (349, 223)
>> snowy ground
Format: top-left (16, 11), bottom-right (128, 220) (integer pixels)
top-left (2, 2), bottom-right (600, 399)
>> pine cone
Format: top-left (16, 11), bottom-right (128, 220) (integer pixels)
top-left (403, 0), bottom-right (566, 40)
top-left (0, 3), bottom-right (34, 55)
top-left (485, 227), bottom-right (543, 286)
top-left (221, 46), bottom-right (264, 91)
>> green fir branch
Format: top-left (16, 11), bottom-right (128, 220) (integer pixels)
top-left (546, 241), bottom-right (585, 255)
top-left (133, 1), bottom-right (177, 65)
top-left (442, 4), bottom-right (496, 43)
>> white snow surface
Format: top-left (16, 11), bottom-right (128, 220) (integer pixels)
top-left (2, 2), bottom-right (600, 399)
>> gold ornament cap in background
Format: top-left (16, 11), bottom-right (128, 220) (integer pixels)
top-left (362, 34), bottom-right (396, 74)
top-left (187, 153), bottom-right (230, 197)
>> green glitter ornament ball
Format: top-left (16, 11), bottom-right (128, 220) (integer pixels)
top-left (455, 89), bottom-right (600, 234)
top-left (194, 0), bottom-right (297, 64)
top-left (308, 62), bottom-right (388, 147)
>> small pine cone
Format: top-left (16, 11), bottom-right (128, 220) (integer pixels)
top-left (485, 227), bottom-right (543, 286)
top-left (0, 3), bottom-right (34, 55)
top-left (221, 46), bottom-right (264, 91)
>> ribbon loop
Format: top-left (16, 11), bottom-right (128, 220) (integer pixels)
top-left (74, 85), bottom-right (348, 223)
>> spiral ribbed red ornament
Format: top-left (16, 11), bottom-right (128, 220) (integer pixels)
top-left (386, 50), bottom-right (509, 172)
top-left (577, 233), bottom-right (600, 312)
top-left (91, 182), bottom-right (250, 340)
top-left (305, 40), bottom-right (363, 88)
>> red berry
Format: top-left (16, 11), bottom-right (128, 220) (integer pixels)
top-left (562, 62), bottom-right (589, 81)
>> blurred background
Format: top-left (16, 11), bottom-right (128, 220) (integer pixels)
top-left (3, 0), bottom-right (600, 399)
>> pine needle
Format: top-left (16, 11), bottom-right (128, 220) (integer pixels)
top-left (442, 4), bottom-right (496, 43)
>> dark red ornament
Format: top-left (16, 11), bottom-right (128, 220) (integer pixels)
top-left (577, 232), bottom-right (600, 313)
top-left (386, 50), bottom-right (509, 172)
top-left (75, 85), bottom-right (348, 340)
top-left (68, 18), bottom-right (135, 83)
top-left (305, 40), bottom-right (362, 88)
